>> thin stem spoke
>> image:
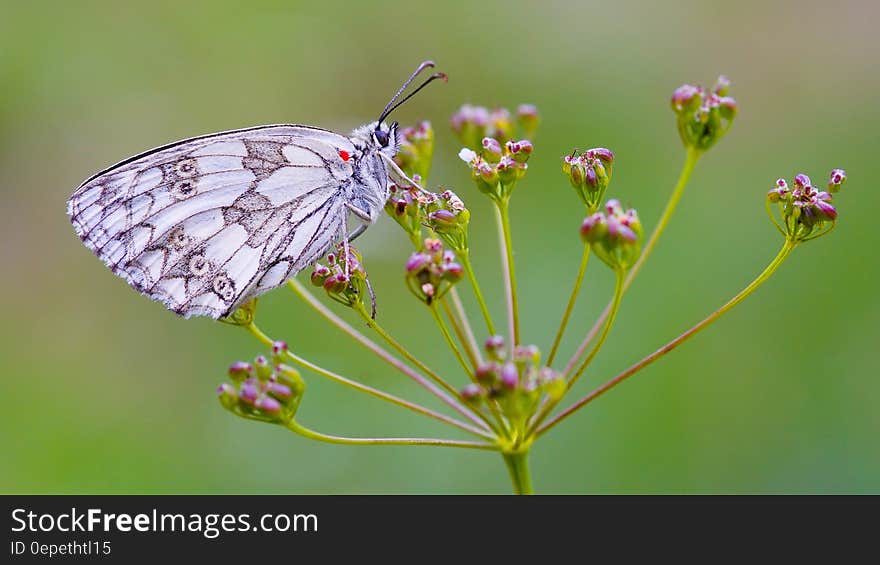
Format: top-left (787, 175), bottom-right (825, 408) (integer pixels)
top-left (495, 199), bottom-right (520, 346)
top-left (449, 287), bottom-right (483, 365)
top-left (285, 419), bottom-right (498, 450)
top-left (546, 246), bottom-right (591, 366)
top-left (441, 297), bottom-right (478, 369)
top-left (459, 250), bottom-right (496, 337)
top-left (430, 303), bottom-right (475, 379)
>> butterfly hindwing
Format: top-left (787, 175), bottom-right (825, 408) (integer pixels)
top-left (68, 125), bottom-right (357, 318)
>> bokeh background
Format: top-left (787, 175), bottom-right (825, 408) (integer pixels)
top-left (2, 0), bottom-right (877, 494)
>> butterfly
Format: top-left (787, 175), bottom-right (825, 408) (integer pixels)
top-left (67, 61), bottom-right (445, 319)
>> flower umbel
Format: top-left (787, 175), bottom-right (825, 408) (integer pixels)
top-left (405, 238), bottom-right (464, 305)
top-left (218, 345), bottom-right (305, 424)
top-left (767, 170), bottom-right (845, 242)
top-left (580, 199), bottom-right (643, 271)
top-left (212, 74), bottom-right (849, 495)
top-left (671, 76), bottom-right (737, 151)
top-left (563, 147), bottom-right (614, 212)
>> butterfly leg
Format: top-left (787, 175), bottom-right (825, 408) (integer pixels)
top-left (365, 273), bottom-right (377, 320)
top-left (339, 207), bottom-right (377, 319)
top-left (380, 153), bottom-right (431, 194)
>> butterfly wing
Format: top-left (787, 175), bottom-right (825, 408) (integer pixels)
top-left (68, 124), bottom-right (355, 318)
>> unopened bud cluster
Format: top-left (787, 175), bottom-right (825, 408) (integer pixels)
top-left (461, 336), bottom-right (565, 421)
top-left (217, 342), bottom-right (305, 424)
top-left (386, 184), bottom-right (471, 252)
top-left (393, 121), bottom-right (434, 184)
top-left (767, 170), bottom-right (845, 241)
top-left (458, 138), bottom-right (533, 201)
top-left (563, 147), bottom-right (615, 212)
top-left (309, 244), bottom-right (368, 309)
top-left (580, 199), bottom-right (643, 271)
top-left (671, 76), bottom-right (737, 151)
top-left (405, 238), bottom-right (464, 305)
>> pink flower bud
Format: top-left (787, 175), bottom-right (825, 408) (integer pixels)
top-left (428, 209), bottom-right (457, 228)
top-left (482, 137), bottom-right (503, 160)
top-left (228, 361), bottom-right (253, 381)
top-left (671, 84), bottom-right (702, 113)
top-left (441, 262), bottom-right (464, 282)
top-left (266, 382), bottom-right (292, 400)
top-left (255, 396), bottom-right (282, 414)
top-left (828, 168), bottom-right (846, 193)
top-left (323, 273), bottom-right (349, 294)
top-left (814, 199), bottom-right (838, 221)
top-left (587, 147), bottom-right (614, 166)
top-left (485, 335), bottom-right (505, 354)
top-left (424, 238), bottom-right (443, 253)
top-left (461, 383), bottom-right (484, 401)
top-left (475, 363), bottom-right (498, 383)
top-left (271, 341), bottom-right (288, 355)
top-left (405, 253), bottom-right (432, 274)
top-left (500, 362), bottom-right (519, 389)
top-left (580, 213), bottom-right (606, 243)
top-left (793, 174), bottom-right (812, 189)
top-left (239, 381), bottom-right (259, 404)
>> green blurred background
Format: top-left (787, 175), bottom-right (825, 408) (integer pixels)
top-left (1, 0), bottom-right (877, 494)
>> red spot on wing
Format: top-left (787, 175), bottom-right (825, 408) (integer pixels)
top-left (338, 150), bottom-right (350, 162)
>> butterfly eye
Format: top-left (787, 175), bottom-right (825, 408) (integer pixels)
top-left (374, 129), bottom-right (390, 147)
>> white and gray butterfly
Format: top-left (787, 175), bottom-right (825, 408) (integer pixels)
top-left (67, 61), bottom-right (445, 319)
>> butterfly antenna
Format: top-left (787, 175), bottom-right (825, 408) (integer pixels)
top-left (377, 61), bottom-right (446, 124)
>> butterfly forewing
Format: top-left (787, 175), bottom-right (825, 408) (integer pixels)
top-left (68, 125), bottom-right (358, 318)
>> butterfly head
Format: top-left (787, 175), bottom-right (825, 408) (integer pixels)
top-left (351, 120), bottom-right (400, 158)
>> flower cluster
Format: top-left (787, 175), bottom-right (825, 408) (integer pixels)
top-left (386, 185), bottom-right (471, 252)
top-left (405, 238), bottom-right (464, 305)
top-left (767, 170), bottom-right (845, 241)
top-left (580, 199), bottom-right (643, 271)
top-left (309, 244), bottom-right (369, 310)
top-left (462, 336), bottom-right (565, 421)
top-left (393, 121), bottom-right (434, 184)
top-left (563, 147), bottom-right (615, 212)
top-left (671, 76), bottom-right (737, 151)
top-left (217, 343), bottom-right (305, 424)
top-left (458, 138), bottom-right (533, 201)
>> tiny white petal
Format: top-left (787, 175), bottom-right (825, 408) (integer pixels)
top-left (458, 148), bottom-right (477, 163)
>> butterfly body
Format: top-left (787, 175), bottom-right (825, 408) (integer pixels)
top-left (68, 122), bottom-right (399, 318)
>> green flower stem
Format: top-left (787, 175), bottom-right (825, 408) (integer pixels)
top-left (566, 267), bottom-right (626, 387)
top-left (495, 198), bottom-right (520, 346)
top-left (429, 302), bottom-right (474, 379)
top-left (501, 451), bottom-right (533, 495)
top-left (546, 245), bottom-right (591, 366)
top-left (287, 280), bottom-right (492, 436)
top-left (440, 297), bottom-right (478, 369)
top-left (449, 287), bottom-right (483, 366)
top-left (458, 249), bottom-right (496, 337)
top-left (526, 267), bottom-right (625, 437)
top-left (246, 322), bottom-right (489, 438)
top-left (351, 303), bottom-right (503, 436)
top-left (537, 239), bottom-right (798, 438)
top-left (564, 147), bottom-right (701, 376)
top-left (285, 418), bottom-right (498, 451)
